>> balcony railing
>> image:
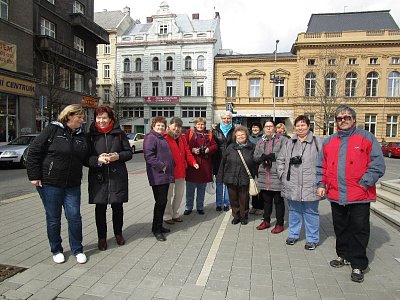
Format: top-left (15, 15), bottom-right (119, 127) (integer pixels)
top-left (70, 13), bottom-right (109, 44)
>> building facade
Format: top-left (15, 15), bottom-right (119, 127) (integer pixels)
top-left (115, 2), bottom-right (222, 133)
top-left (214, 10), bottom-right (400, 141)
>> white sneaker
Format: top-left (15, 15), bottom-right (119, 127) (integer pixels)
top-left (76, 253), bottom-right (87, 264)
top-left (52, 253), bottom-right (65, 264)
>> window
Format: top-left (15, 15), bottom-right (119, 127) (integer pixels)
top-left (369, 57), bottom-right (378, 65)
top-left (152, 82), bottom-right (159, 96)
top-left (0, 0), bottom-right (8, 20)
top-left (74, 36), bottom-right (85, 52)
top-left (226, 79), bottom-right (237, 98)
top-left (41, 62), bottom-right (54, 84)
top-left (323, 115), bottom-right (335, 135)
top-left (152, 57), bottom-right (159, 71)
top-left (345, 72), bottom-right (357, 97)
top-left (197, 55), bottom-right (205, 70)
top-left (392, 57), bottom-right (400, 64)
top-left (386, 115), bottom-right (398, 137)
top-left (124, 83), bottom-right (130, 97)
top-left (74, 73), bottom-right (83, 92)
top-left (325, 73), bottom-right (337, 97)
top-left (151, 107), bottom-right (174, 117)
top-left (305, 72), bottom-right (316, 96)
top-left (135, 82), bottom-right (141, 97)
top-left (104, 44), bottom-right (110, 54)
top-left (305, 114), bottom-right (315, 132)
top-left (184, 82), bottom-right (192, 96)
top-left (181, 107), bottom-right (206, 118)
top-left (366, 71), bottom-right (379, 97)
top-left (123, 58), bottom-right (130, 73)
top-left (197, 82), bottom-right (204, 96)
top-left (365, 114), bottom-right (377, 134)
top-left (159, 24), bottom-right (168, 34)
top-left (348, 58), bottom-right (357, 65)
top-left (96, 45), bottom-right (99, 55)
top-left (103, 65), bottom-right (110, 78)
top-left (41, 17), bottom-right (56, 38)
top-left (59, 67), bottom-right (70, 89)
top-left (307, 59), bottom-right (316, 66)
top-left (166, 56), bottom-right (173, 71)
top-left (104, 89), bottom-right (110, 102)
top-left (274, 78), bottom-right (284, 98)
top-left (46, 0), bottom-right (54, 4)
top-left (328, 58), bottom-right (336, 65)
top-left (166, 82), bottom-right (173, 96)
top-left (73, 1), bottom-right (85, 14)
top-left (122, 107), bottom-right (144, 118)
top-left (388, 71), bottom-right (400, 97)
top-left (249, 79), bottom-right (260, 97)
top-left (185, 56), bottom-right (192, 70)
top-left (135, 58), bottom-right (142, 72)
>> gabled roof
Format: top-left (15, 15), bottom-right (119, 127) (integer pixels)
top-left (94, 10), bottom-right (128, 30)
top-left (306, 10), bottom-right (399, 33)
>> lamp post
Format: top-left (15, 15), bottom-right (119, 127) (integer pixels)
top-left (273, 39), bottom-right (279, 122)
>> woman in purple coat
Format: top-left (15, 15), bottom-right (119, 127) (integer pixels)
top-left (144, 116), bottom-right (175, 241)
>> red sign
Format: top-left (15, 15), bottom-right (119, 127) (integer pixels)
top-left (81, 96), bottom-right (98, 108)
top-left (144, 96), bottom-right (179, 103)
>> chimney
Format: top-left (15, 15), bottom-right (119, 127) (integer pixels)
top-left (215, 12), bottom-right (220, 19)
top-left (123, 6), bottom-right (130, 16)
top-left (192, 13), bottom-right (199, 20)
top-left (146, 17), bottom-right (153, 23)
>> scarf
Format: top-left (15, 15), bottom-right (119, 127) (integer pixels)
top-left (95, 120), bottom-right (115, 134)
top-left (220, 122), bottom-right (232, 137)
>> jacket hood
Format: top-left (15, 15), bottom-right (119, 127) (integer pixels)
top-left (51, 121), bottom-right (83, 135)
top-left (89, 121), bottom-right (123, 136)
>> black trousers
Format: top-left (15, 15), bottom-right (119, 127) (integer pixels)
top-left (227, 184), bottom-right (250, 220)
top-left (260, 190), bottom-right (285, 225)
top-left (331, 202), bottom-right (370, 270)
top-left (251, 194), bottom-right (264, 210)
top-left (151, 184), bottom-right (169, 233)
top-left (95, 203), bottom-right (123, 239)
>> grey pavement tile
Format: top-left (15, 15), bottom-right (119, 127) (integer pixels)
top-left (71, 275), bottom-right (101, 288)
top-left (337, 281), bottom-right (367, 295)
top-left (16, 279), bottom-right (48, 294)
top-left (293, 277), bottom-right (318, 291)
top-left (77, 294), bottom-right (104, 300)
top-left (291, 266), bottom-right (314, 279)
top-left (57, 283), bottom-right (88, 299)
top-left (29, 287), bottom-right (61, 300)
top-left (296, 288), bottom-right (322, 300)
top-left (341, 294), bottom-right (370, 300)
top-left (271, 281), bottom-right (296, 297)
top-left (271, 270), bottom-right (293, 283)
top-left (85, 282), bottom-right (114, 297)
top-left (0, 281), bottom-right (22, 290)
top-left (47, 275), bottom-right (76, 290)
top-left (200, 289), bottom-right (227, 300)
top-left (230, 266), bottom-right (251, 278)
top-left (226, 286), bottom-right (249, 299)
top-left (154, 285), bottom-right (181, 300)
top-left (163, 274), bottom-right (187, 287)
top-left (274, 295), bottom-right (298, 300)
top-left (63, 266), bottom-right (89, 278)
top-left (178, 283), bottom-right (205, 298)
top-left (112, 279), bottom-right (141, 294)
top-left (205, 279), bottom-right (228, 292)
top-left (314, 274), bottom-right (340, 286)
top-left (35, 268), bottom-right (66, 281)
top-left (137, 275), bottom-right (164, 290)
top-left (228, 275), bottom-right (251, 290)
top-left (251, 264), bottom-right (271, 275)
top-left (2, 289), bottom-right (32, 300)
top-left (98, 272), bottom-right (126, 285)
top-left (127, 287), bottom-right (156, 300)
top-left (249, 285), bottom-right (273, 298)
top-left (209, 269), bottom-right (230, 281)
top-left (103, 291), bottom-right (130, 300)
top-left (318, 285), bottom-right (345, 298)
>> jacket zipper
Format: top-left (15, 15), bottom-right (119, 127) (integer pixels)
top-left (105, 133), bottom-right (111, 204)
top-left (48, 161), bottom-right (53, 175)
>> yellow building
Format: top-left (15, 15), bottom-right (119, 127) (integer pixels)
top-left (214, 10), bottom-right (400, 141)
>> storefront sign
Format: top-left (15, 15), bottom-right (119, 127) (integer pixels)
top-left (0, 40), bottom-right (17, 72)
top-left (144, 96), bottom-right (179, 103)
top-left (0, 75), bottom-right (35, 97)
top-left (81, 95), bottom-right (98, 108)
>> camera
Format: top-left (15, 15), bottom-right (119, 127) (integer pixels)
top-left (289, 156), bottom-right (302, 165)
top-left (199, 146), bottom-right (208, 158)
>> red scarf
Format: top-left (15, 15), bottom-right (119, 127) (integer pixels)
top-left (95, 120), bottom-right (115, 134)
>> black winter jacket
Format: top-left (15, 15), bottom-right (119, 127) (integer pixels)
top-left (87, 122), bottom-right (132, 204)
top-left (216, 142), bottom-right (256, 186)
top-left (211, 124), bottom-right (234, 175)
top-left (26, 122), bottom-right (89, 187)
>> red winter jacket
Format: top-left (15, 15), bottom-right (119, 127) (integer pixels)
top-left (164, 133), bottom-right (197, 179)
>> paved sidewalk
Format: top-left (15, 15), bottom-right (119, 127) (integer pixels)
top-left (0, 162), bottom-right (400, 300)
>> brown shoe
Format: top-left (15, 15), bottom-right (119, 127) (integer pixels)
top-left (172, 217), bottom-right (183, 222)
top-left (98, 238), bottom-right (107, 251)
top-left (164, 219), bottom-right (175, 224)
top-left (115, 234), bottom-right (125, 245)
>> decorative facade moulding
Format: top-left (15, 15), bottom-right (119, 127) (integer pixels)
top-left (144, 96), bottom-right (179, 103)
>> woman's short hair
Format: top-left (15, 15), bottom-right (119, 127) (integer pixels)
top-left (151, 116), bottom-right (167, 128)
top-left (95, 106), bottom-right (115, 121)
top-left (233, 125), bottom-right (248, 141)
top-left (263, 120), bottom-right (275, 127)
top-left (170, 116), bottom-right (183, 127)
top-left (294, 115), bottom-right (310, 126)
top-left (251, 121), bottom-right (262, 131)
top-left (194, 117), bottom-right (206, 125)
top-left (58, 104), bottom-right (85, 123)
top-left (220, 111), bottom-right (233, 120)
top-left (276, 123), bottom-right (286, 132)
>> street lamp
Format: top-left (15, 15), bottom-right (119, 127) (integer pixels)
top-left (273, 39), bottom-right (279, 122)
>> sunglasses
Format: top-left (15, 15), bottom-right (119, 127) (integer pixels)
top-left (335, 116), bottom-right (352, 122)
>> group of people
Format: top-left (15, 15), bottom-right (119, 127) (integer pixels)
top-left (27, 104), bottom-right (385, 283)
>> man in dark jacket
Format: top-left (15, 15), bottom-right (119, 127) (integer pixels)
top-left (316, 104), bottom-right (385, 283)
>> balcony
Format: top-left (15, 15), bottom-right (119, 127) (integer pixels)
top-left (70, 13), bottom-right (109, 44)
top-left (36, 35), bottom-right (97, 70)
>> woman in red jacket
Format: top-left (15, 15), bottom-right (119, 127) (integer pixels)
top-left (164, 117), bottom-right (198, 224)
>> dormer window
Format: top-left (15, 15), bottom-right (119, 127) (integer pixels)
top-left (73, 1), bottom-right (85, 14)
top-left (159, 25), bottom-right (168, 35)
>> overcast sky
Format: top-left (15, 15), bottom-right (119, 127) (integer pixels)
top-left (94, 0), bottom-right (400, 54)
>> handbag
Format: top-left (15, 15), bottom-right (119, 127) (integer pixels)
top-left (237, 150), bottom-right (259, 196)
top-left (206, 176), bottom-right (216, 195)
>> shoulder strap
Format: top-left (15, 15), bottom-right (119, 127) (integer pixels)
top-left (312, 136), bottom-right (319, 153)
top-left (237, 150), bottom-right (253, 178)
top-left (188, 130), bottom-right (194, 141)
top-left (209, 130), bottom-right (212, 141)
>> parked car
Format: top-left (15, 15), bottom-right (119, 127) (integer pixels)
top-left (126, 133), bottom-right (145, 154)
top-left (0, 134), bottom-right (38, 168)
top-left (381, 142), bottom-right (400, 158)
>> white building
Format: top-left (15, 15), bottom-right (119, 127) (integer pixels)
top-left (116, 2), bottom-right (222, 133)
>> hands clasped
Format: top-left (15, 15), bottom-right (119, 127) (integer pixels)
top-left (98, 152), bottom-right (119, 165)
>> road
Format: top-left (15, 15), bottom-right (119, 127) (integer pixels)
top-left (0, 155), bottom-right (398, 201)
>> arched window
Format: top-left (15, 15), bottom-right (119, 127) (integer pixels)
top-left (325, 72), bottom-right (336, 97)
top-left (152, 57), bottom-right (159, 71)
top-left (366, 71), bottom-right (379, 97)
top-left (305, 72), bottom-right (316, 96)
top-left (135, 58), bottom-right (142, 72)
top-left (197, 55), bottom-right (205, 70)
top-left (388, 71), bottom-right (400, 97)
top-left (184, 56), bottom-right (192, 70)
top-left (345, 72), bottom-right (357, 97)
top-left (123, 58), bottom-right (130, 73)
top-left (166, 56), bottom-right (173, 71)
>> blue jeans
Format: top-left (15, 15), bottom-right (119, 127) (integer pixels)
top-left (287, 199), bottom-right (320, 244)
top-left (216, 182), bottom-right (230, 208)
top-left (185, 181), bottom-right (206, 210)
top-left (37, 185), bottom-right (83, 256)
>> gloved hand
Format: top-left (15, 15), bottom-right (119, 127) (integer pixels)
top-left (261, 153), bottom-right (276, 162)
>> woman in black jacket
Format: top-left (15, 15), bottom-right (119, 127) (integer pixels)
top-left (27, 104), bottom-right (89, 264)
top-left (217, 126), bottom-right (256, 225)
top-left (87, 106), bottom-right (132, 251)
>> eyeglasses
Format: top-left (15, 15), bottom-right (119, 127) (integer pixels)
top-left (264, 125), bottom-right (274, 128)
top-left (335, 116), bottom-right (352, 122)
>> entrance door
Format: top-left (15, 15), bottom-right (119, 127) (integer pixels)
top-left (0, 93), bottom-right (18, 142)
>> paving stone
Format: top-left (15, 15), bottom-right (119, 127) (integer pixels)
top-left (178, 283), bottom-right (204, 298)
top-left (205, 279), bottom-right (228, 292)
top-left (103, 291), bottom-right (129, 300)
top-left (154, 285), bottom-right (181, 300)
top-left (16, 279), bottom-right (48, 294)
top-left (200, 290), bottom-right (227, 300)
top-left (127, 288), bottom-right (156, 300)
top-left (2, 289), bottom-right (32, 300)
top-left (85, 282), bottom-right (114, 297)
top-left (112, 279), bottom-right (141, 294)
top-left (28, 287), bottom-right (60, 300)
top-left (226, 286), bottom-right (249, 299)
top-left (57, 285), bottom-right (87, 299)
top-left (47, 275), bottom-right (76, 290)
